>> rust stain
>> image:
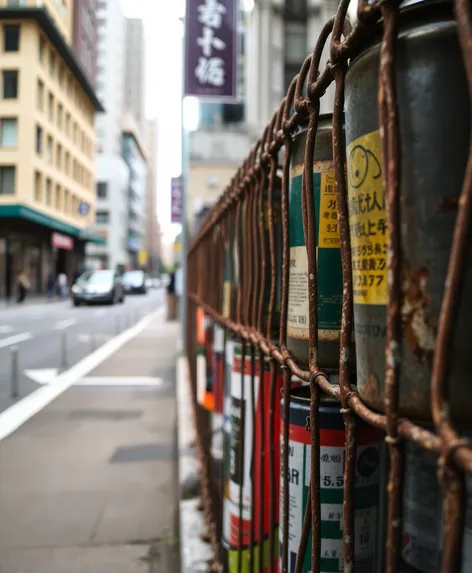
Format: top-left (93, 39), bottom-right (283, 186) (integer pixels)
top-left (401, 265), bottom-right (436, 364)
top-left (361, 372), bottom-right (380, 406)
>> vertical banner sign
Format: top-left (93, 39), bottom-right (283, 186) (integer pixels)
top-left (171, 176), bottom-right (183, 224)
top-left (184, 0), bottom-right (238, 101)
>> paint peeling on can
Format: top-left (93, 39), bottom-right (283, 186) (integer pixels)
top-left (345, 0), bottom-right (472, 421)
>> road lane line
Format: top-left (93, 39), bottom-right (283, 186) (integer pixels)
top-left (0, 332), bottom-right (33, 349)
top-left (0, 326), bottom-right (13, 334)
top-left (75, 376), bottom-right (163, 387)
top-left (0, 308), bottom-right (164, 442)
top-left (54, 318), bottom-right (77, 330)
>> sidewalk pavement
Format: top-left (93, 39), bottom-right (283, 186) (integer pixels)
top-left (0, 311), bottom-right (180, 573)
top-left (176, 356), bottom-right (213, 573)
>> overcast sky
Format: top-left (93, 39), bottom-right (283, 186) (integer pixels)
top-left (122, 0), bottom-right (185, 244)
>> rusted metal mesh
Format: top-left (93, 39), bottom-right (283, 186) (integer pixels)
top-left (185, 0), bottom-right (472, 571)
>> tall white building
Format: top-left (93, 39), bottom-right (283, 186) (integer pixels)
top-left (86, 3), bottom-right (148, 271)
top-left (124, 18), bottom-right (145, 129)
top-left (245, 0), bottom-right (338, 136)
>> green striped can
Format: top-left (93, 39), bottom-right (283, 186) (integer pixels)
top-left (287, 116), bottom-right (344, 371)
top-left (279, 386), bottom-right (384, 572)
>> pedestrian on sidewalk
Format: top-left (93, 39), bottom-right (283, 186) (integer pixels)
top-left (57, 272), bottom-right (68, 297)
top-left (47, 271), bottom-right (55, 299)
top-left (166, 269), bottom-right (177, 321)
top-left (16, 271), bottom-right (30, 303)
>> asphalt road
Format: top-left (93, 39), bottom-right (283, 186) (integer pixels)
top-left (0, 289), bottom-right (165, 414)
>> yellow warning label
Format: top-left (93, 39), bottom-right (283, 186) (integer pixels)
top-left (222, 281), bottom-right (231, 318)
top-left (347, 129), bottom-right (387, 305)
top-left (318, 171), bottom-right (340, 248)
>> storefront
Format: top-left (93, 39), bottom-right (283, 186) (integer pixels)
top-left (0, 206), bottom-right (102, 301)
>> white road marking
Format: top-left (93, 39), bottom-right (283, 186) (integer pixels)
top-left (0, 326), bottom-right (13, 334)
top-left (0, 332), bottom-right (33, 349)
top-left (75, 376), bottom-right (163, 387)
top-left (54, 318), bottom-right (77, 330)
top-left (24, 368), bottom-right (59, 385)
top-left (77, 333), bottom-right (110, 344)
top-left (0, 308), bottom-right (163, 442)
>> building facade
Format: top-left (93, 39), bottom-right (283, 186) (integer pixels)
top-left (123, 18), bottom-right (144, 129)
top-left (122, 116), bottom-right (147, 268)
top-left (245, 0), bottom-right (337, 136)
top-left (72, 0), bottom-right (97, 87)
top-left (0, 6), bottom-right (101, 299)
top-left (86, 0), bottom-right (130, 271)
top-left (144, 119), bottom-right (161, 275)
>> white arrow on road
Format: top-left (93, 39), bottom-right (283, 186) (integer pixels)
top-left (24, 368), bottom-right (59, 385)
top-left (24, 369), bottom-right (162, 387)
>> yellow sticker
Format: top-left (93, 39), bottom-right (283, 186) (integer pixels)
top-left (222, 281), bottom-right (231, 317)
top-left (318, 171), bottom-right (340, 248)
top-left (347, 129), bottom-right (387, 305)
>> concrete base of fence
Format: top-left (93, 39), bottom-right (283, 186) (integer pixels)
top-left (177, 355), bottom-right (212, 573)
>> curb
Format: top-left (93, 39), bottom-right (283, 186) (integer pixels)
top-left (176, 356), bottom-right (213, 573)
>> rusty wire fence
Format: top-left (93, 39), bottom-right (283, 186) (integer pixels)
top-left (185, 0), bottom-right (472, 571)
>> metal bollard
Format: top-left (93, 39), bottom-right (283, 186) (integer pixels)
top-left (11, 346), bottom-right (19, 399)
top-left (61, 328), bottom-right (68, 369)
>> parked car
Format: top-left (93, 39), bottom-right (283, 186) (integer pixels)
top-left (122, 269), bottom-right (148, 294)
top-left (71, 270), bottom-right (125, 306)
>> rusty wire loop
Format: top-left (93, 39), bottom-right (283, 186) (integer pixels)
top-left (185, 0), bottom-right (472, 572)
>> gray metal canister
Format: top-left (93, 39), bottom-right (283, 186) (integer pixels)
top-left (344, 0), bottom-right (472, 422)
top-left (287, 115), bottom-right (344, 371)
top-left (401, 440), bottom-right (472, 572)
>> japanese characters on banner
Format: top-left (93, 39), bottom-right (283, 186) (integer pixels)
top-left (184, 0), bottom-right (238, 101)
top-left (171, 176), bottom-right (183, 224)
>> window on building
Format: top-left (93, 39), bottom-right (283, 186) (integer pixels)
top-left (284, 21), bottom-right (307, 64)
top-left (285, 0), bottom-right (307, 19)
top-left (64, 189), bottom-right (69, 212)
top-left (57, 103), bottom-right (63, 129)
top-left (55, 184), bottom-right (61, 209)
top-left (56, 144), bottom-right (62, 168)
top-left (34, 171), bottom-right (42, 201)
top-left (37, 80), bottom-right (44, 110)
top-left (96, 210), bottom-right (109, 224)
top-left (0, 166), bottom-right (15, 195)
top-left (65, 152), bottom-right (70, 174)
top-left (2, 70), bottom-right (18, 99)
top-left (58, 63), bottom-right (64, 87)
top-left (35, 125), bottom-right (42, 154)
top-left (49, 51), bottom-right (55, 78)
top-left (65, 113), bottom-right (70, 136)
top-left (61, 0), bottom-right (67, 20)
top-left (0, 118), bottom-right (17, 147)
top-left (66, 75), bottom-right (71, 97)
top-left (48, 93), bottom-right (54, 121)
top-left (3, 25), bottom-right (20, 52)
top-left (96, 181), bottom-right (107, 199)
top-left (39, 35), bottom-right (45, 62)
top-left (46, 135), bottom-right (53, 163)
top-left (45, 178), bottom-right (52, 205)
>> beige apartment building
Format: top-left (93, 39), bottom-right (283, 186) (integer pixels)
top-left (0, 4), bottom-right (102, 299)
